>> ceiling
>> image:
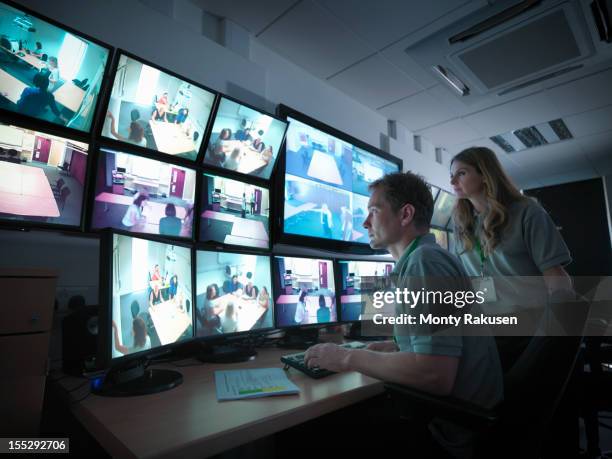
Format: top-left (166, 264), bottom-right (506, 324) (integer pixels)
top-left (192, 0), bottom-right (612, 189)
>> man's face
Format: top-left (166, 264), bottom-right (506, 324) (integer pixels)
top-left (362, 187), bottom-right (404, 250)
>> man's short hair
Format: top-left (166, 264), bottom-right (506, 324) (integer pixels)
top-left (368, 171), bottom-right (434, 228)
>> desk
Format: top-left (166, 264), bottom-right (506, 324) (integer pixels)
top-left (0, 47), bottom-right (47, 70)
top-left (148, 298), bottom-right (191, 345)
top-left (149, 120), bottom-right (196, 155)
top-left (0, 68), bottom-right (28, 104)
top-left (53, 82), bottom-right (86, 113)
top-left (307, 150), bottom-right (342, 185)
top-left (220, 140), bottom-right (268, 175)
top-left (0, 161), bottom-right (59, 217)
top-left (211, 293), bottom-right (267, 332)
top-left (56, 345), bottom-right (384, 458)
top-left (201, 209), bottom-right (269, 248)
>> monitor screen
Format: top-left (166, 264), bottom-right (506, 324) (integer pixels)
top-left (431, 189), bottom-right (456, 229)
top-left (202, 97), bottom-right (287, 180)
top-left (431, 228), bottom-right (449, 250)
top-left (0, 2), bottom-right (110, 132)
top-left (273, 255), bottom-right (337, 327)
top-left (101, 53), bottom-right (216, 161)
top-left (337, 260), bottom-right (395, 322)
top-left (91, 148), bottom-right (197, 238)
top-left (199, 173), bottom-right (270, 249)
top-left (195, 250), bottom-right (273, 337)
top-left (0, 122), bottom-right (88, 227)
top-left (429, 184), bottom-right (440, 201)
top-left (283, 116), bottom-right (399, 244)
top-left (110, 233), bottom-right (193, 360)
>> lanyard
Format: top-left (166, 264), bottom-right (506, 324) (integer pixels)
top-left (392, 235), bottom-right (421, 348)
top-left (474, 238), bottom-right (486, 277)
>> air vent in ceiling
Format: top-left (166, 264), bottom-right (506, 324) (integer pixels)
top-left (490, 118), bottom-right (573, 153)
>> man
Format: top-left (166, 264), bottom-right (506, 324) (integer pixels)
top-left (304, 171), bottom-right (503, 456)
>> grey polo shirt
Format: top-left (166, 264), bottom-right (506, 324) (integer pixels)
top-left (392, 233), bottom-right (503, 410)
top-left (453, 198), bottom-right (572, 314)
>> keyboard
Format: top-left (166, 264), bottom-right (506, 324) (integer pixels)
top-left (281, 341), bottom-right (366, 379)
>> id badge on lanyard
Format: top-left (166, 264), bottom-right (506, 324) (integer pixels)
top-left (472, 239), bottom-right (498, 302)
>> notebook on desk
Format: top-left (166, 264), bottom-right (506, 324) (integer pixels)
top-left (215, 368), bottom-right (300, 401)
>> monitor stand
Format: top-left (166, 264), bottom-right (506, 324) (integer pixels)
top-left (344, 322), bottom-right (388, 342)
top-left (196, 343), bottom-right (257, 363)
top-left (93, 358), bottom-right (182, 396)
top-left (276, 328), bottom-right (320, 350)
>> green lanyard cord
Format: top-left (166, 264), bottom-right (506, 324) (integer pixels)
top-left (474, 238), bottom-right (486, 276)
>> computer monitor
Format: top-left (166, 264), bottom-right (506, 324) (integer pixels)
top-left (100, 52), bottom-right (216, 162)
top-left (0, 1), bottom-right (111, 133)
top-left (90, 147), bottom-right (197, 239)
top-left (430, 184), bottom-right (440, 201)
top-left (431, 189), bottom-right (456, 229)
top-left (106, 232), bottom-right (194, 361)
top-left (0, 121), bottom-right (89, 229)
top-left (337, 259), bottom-right (395, 322)
top-left (202, 96), bottom-right (288, 180)
top-left (431, 228), bottom-right (449, 250)
top-left (273, 255), bottom-right (337, 328)
top-left (199, 172), bottom-right (270, 249)
top-left (195, 249), bottom-right (273, 338)
top-left (278, 105), bottom-right (401, 248)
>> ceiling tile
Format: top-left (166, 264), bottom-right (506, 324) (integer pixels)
top-left (416, 118), bottom-right (482, 148)
top-left (315, 0), bottom-right (472, 50)
top-left (564, 104), bottom-right (612, 138)
top-left (257, 0), bottom-right (374, 79)
top-left (379, 90), bottom-right (459, 131)
top-left (327, 54), bottom-right (423, 109)
top-left (194, 0), bottom-right (295, 34)
top-left (548, 68), bottom-right (612, 117)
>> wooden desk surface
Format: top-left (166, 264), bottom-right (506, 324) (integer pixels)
top-left (60, 344), bottom-right (384, 458)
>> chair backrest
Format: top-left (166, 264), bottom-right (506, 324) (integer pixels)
top-left (499, 300), bottom-right (589, 453)
top-left (60, 186), bottom-right (71, 201)
top-left (56, 178), bottom-right (65, 189)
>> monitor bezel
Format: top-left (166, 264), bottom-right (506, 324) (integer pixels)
top-left (195, 169), bottom-right (273, 252)
top-left (193, 245), bottom-right (276, 341)
top-left (86, 143), bottom-right (199, 243)
top-left (200, 93), bottom-right (289, 182)
top-left (271, 251), bottom-right (340, 330)
top-left (0, 0), bottom-right (115, 137)
top-left (98, 228), bottom-right (196, 368)
top-left (95, 49), bottom-right (219, 167)
top-left (0, 115), bottom-right (97, 232)
top-left (275, 104), bottom-right (403, 254)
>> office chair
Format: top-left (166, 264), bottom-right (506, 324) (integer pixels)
top-left (52, 178), bottom-right (65, 197)
top-left (41, 53), bottom-right (47, 62)
top-left (57, 162), bottom-right (70, 176)
top-left (385, 299), bottom-right (589, 459)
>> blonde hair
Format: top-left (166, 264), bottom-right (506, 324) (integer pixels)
top-left (451, 147), bottom-right (526, 254)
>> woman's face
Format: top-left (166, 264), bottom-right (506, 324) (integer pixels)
top-left (450, 160), bottom-right (485, 199)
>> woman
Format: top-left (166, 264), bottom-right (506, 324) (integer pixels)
top-left (252, 137), bottom-right (265, 153)
top-left (112, 317), bottom-right (151, 355)
top-left (45, 56), bottom-right (60, 92)
top-left (209, 128), bottom-right (232, 165)
top-left (450, 146), bottom-right (573, 367)
top-left (159, 203), bottom-right (182, 236)
top-left (261, 146), bottom-right (273, 165)
top-left (258, 286), bottom-right (271, 310)
top-left (316, 294), bottom-right (331, 323)
top-left (121, 194), bottom-right (148, 229)
top-left (200, 283), bottom-right (222, 335)
top-left (220, 302), bottom-right (238, 333)
top-left (294, 290), bottom-right (308, 325)
top-left (320, 203), bottom-right (333, 239)
top-left (106, 111), bottom-right (146, 147)
top-left (175, 107), bottom-right (189, 124)
top-left (151, 103), bottom-right (168, 122)
top-left (168, 274), bottom-right (178, 300)
top-left (224, 148), bottom-right (241, 171)
top-left (149, 283), bottom-right (163, 308)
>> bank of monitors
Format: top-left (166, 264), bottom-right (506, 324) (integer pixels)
top-left (195, 249), bottom-right (273, 337)
top-left (199, 173), bottom-right (270, 249)
top-left (0, 1), bottom-right (110, 133)
top-left (431, 189), bottom-right (456, 229)
top-left (0, 121), bottom-right (89, 228)
top-left (90, 148), bottom-right (197, 239)
top-left (273, 255), bottom-right (337, 328)
top-left (337, 259), bottom-right (394, 322)
top-left (202, 96), bottom-right (287, 180)
top-left (104, 232), bottom-right (194, 361)
top-left (101, 52), bottom-right (216, 162)
top-left (279, 106), bottom-right (401, 247)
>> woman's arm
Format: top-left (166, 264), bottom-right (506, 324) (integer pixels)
top-left (112, 321), bottom-right (129, 355)
top-left (542, 265), bottom-right (573, 295)
top-left (106, 111), bottom-right (125, 141)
